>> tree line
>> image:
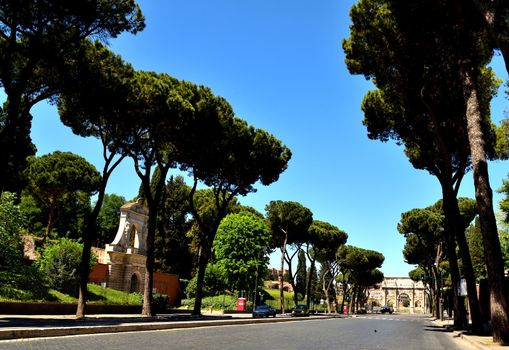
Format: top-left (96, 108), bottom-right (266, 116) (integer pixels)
top-left (0, 1), bottom-right (385, 322)
top-left (344, 0), bottom-right (509, 343)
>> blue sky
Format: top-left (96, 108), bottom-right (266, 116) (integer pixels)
top-left (28, 0), bottom-right (509, 277)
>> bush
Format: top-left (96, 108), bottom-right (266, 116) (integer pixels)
top-left (0, 192), bottom-right (49, 301)
top-left (37, 238), bottom-right (86, 297)
top-left (180, 294), bottom-right (252, 311)
top-left (0, 192), bottom-right (25, 271)
top-left (185, 264), bottom-right (227, 298)
top-left (152, 294), bottom-right (169, 311)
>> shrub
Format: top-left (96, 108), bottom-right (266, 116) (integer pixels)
top-left (185, 264), bottom-right (227, 298)
top-left (0, 192), bottom-right (25, 271)
top-left (37, 238), bottom-right (87, 297)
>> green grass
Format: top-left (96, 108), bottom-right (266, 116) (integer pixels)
top-left (180, 294), bottom-right (240, 311)
top-left (263, 288), bottom-right (296, 311)
top-left (180, 288), bottom-right (300, 312)
top-left (86, 284), bottom-right (143, 305)
top-left (0, 282), bottom-right (143, 305)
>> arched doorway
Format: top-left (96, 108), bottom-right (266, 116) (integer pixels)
top-left (130, 273), bottom-right (140, 293)
top-left (399, 293), bottom-right (410, 307)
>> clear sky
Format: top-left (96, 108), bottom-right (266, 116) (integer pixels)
top-left (28, 0), bottom-right (509, 277)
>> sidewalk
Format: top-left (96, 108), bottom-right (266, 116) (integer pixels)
top-left (432, 318), bottom-right (505, 349)
top-left (0, 313), bottom-right (339, 341)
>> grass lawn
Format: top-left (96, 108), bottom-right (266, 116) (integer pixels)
top-left (0, 283), bottom-right (143, 305)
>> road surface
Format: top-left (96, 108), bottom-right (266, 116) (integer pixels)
top-left (0, 314), bottom-right (471, 350)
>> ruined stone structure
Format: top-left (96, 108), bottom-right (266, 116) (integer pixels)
top-left (102, 199), bottom-right (149, 293)
top-left (368, 277), bottom-right (429, 313)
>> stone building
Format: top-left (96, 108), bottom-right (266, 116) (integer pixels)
top-left (367, 277), bottom-right (429, 313)
top-left (101, 199), bottom-right (149, 293)
top-left (89, 199), bottom-right (181, 305)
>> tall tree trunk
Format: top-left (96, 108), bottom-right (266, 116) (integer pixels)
top-left (45, 193), bottom-right (58, 240)
top-left (461, 64), bottom-right (509, 343)
top-left (431, 265), bottom-right (441, 319)
top-left (141, 203), bottom-right (157, 316)
top-left (279, 232), bottom-right (288, 315)
top-left (305, 258), bottom-right (316, 309)
top-left (443, 186), bottom-right (483, 333)
top-left (192, 247), bottom-right (208, 316)
top-left (340, 284), bottom-right (348, 314)
top-left (76, 151), bottom-right (125, 319)
top-left (75, 190), bottom-right (103, 319)
top-left (285, 247), bottom-right (302, 306)
top-left (440, 181), bottom-right (468, 328)
top-left (322, 270), bottom-right (331, 313)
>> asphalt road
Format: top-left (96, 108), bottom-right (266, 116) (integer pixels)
top-left (0, 314), bottom-right (469, 350)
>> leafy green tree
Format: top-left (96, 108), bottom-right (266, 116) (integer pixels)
top-left (184, 264), bottom-right (227, 299)
top-left (24, 151), bottom-right (101, 240)
top-left (0, 192), bottom-right (45, 300)
top-left (95, 194), bottom-right (127, 247)
top-left (56, 41), bottom-right (136, 318)
top-left (434, 1), bottom-right (509, 340)
top-left (154, 176), bottom-right (193, 279)
top-left (118, 71), bottom-right (193, 316)
top-left (37, 238), bottom-right (89, 297)
top-left (305, 220), bottom-right (348, 308)
top-left (176, 88), bottom-right (291, 316)
top-left (214, 212), bottom-right (270, 293)
top-left (500, 229), bottom-right (509, 272)
top-left (0, 0), bottom-right (144, 194)
top-left (466, 218), bottom-right (487, 281)
top-left (337, 245), bottom-right (384, 313)
top-left (266, 201), bottom-right (312, 311)
top-left (0, 192), bottom-right (25, 271)
top-left (398, 203), bottom-right (444, 319)
top-left (18, 193), bottom-right (45, 235)
top-left (295, 250), bottom-right (307, 300)
top-left (343, 0), bottom-right (501, 332)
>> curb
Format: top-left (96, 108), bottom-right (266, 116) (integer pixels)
top-left (0, 315), bottom-right (338, 341)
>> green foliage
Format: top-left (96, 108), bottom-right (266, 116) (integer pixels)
top-left (0, 192), bottom-right (48, 300)
top-left (500, 229), bottom-right (509, 272)
top-left (0, 192), bottom-right (25, 269)
top-left (214, 212), bottom-right (270, 291)
top-left (181, 294), bottom-right (240, 311)
top-left (0, 0), bottom-right (145, 193)
top-left (154, 176), bottom-right (194, 278)
top-left (295, 250), bottom-right (307, 296)
top-left (87, 284), bottom-right (143, 305)
top-left (262, 289), bottom-right (294, 311)
top-left (466, 218), bottom-right (487, 281)
top-left (185, 264), bottom-right (227, 299)
top-left (338, 245), bottom-right (385, 289)
top-left (37, 238), bottom-right (89, 297)
top-left (24, 151), bottom-right (101, 237)
top-left (495, 119), bottom-right (509, 160)
top-left (266, 201), bottom-right (313, 248)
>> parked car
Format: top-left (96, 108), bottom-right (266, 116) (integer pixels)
top-left (380, 305), bottom-right (393, 314)
top-left (252, 305), bottom-right (277, 318)
top-left (291, 304), bottom-right (310, 317)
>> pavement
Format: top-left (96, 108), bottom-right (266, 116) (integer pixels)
top-left (0, 312), bottom-right (340, 341)
top-left (1, 311), bottom-right (507, 348)
top-left (431, 317), bottom-right (506, 349)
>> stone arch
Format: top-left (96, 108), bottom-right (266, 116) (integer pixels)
top-left (399, 293), bottom-right (410, 307)
top-left (130, 272), bottom-right (142, 293)
top-left (415, 300), bottom-right (421, 308)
